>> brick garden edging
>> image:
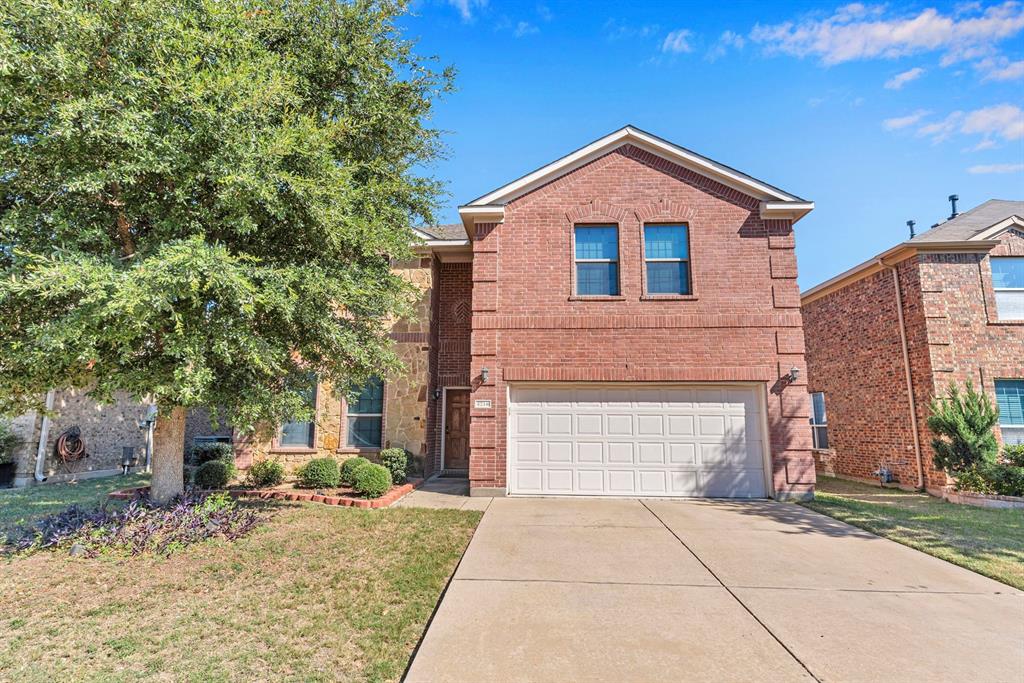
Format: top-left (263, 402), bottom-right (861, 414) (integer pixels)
top-left (942, 488), bottom-right (1024, 510)
top-left (108, 478), bottom-right (425, 509)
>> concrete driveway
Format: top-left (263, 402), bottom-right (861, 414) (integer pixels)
top-left (405, 497), bottom-right (1023, 683)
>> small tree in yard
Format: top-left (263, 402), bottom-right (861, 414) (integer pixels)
top-left (0, 0), bottom-right (452, 503)
top-left (927, 381), bottom-right (1000, 477)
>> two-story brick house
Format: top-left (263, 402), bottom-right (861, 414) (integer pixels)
top-left (206, 126), bottom-right (818, 500)
top-left (801, 199), bottom-right (1024, 492)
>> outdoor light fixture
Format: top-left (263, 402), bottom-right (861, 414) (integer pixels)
top-left (789, 367), bottom-right (800, 382)
top-left (433, 388), bottom-right (442, 400)
top-left (481, 367), bottom-right (490, 384)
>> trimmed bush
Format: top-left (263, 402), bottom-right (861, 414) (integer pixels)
top-left (296, 457), bottom-right (340, 488)
top-left (247, 459), bottom-right (285, 488)
top-left (1004, 444), bottom-right (1024, 468)
top-left (379, 448), bottom-right (408, 484)
top-left (194, 460), bottom-right (234, 489)
top-left (339, 456), bottom-right (371, 487)
top-left (191, 442), bottom-right (234, 466)
top-left (354, 463), bottom-right (392, 498)
top-left (0, 420), bottom-right (21, 464)
top-left (927, 381), bottom-right (999, 476)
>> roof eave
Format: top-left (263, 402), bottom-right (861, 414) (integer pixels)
top-left (761, 201), bottom-right (815, 223)
top-left (801, 239), bottom-right (1001, 305)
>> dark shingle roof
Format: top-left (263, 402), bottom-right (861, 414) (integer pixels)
top-left (416, 223), bottom-right (467, 241)
top-left (909, 199), bottom-right (1024, 243)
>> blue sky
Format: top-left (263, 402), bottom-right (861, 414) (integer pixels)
top-left (401, 1), bottom-right (1024, 290)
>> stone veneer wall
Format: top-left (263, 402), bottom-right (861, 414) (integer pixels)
top-left (234, 257), bottom-right (434, 473)
top-left (11, 389), bottom-right (149, 485)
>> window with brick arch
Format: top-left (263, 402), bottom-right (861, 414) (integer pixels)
top-left (643, 224), bottom-right (691, 295)
top-left (574, 225), bottom-right (619, 296)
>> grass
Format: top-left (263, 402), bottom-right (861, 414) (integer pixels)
top-left (0, 475), bottom-right (481, 682)
top-left (803, 476), bottom-right (1024, 590)
top-left (0, 473), bottom-right (149, 529)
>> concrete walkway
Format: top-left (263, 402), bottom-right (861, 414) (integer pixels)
top-left (405, 496), bottom-right (1024, 683)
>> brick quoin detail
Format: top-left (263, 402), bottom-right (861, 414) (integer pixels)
top-left (464, 144), bottom-right (812, 497)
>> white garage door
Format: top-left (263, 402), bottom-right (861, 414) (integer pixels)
top-left (508, 385), bottom-right (768, 498)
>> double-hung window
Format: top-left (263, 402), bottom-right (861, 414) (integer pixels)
top-left (280, 381), bottom-right (317, 448)
top-left (992, 257), bottom-right (1024, 321)
top-left (574, 225), bottom-right (619, 296)
top-left (995, 380), bottom-right (1024, 445)
top-left (809, 392), bottom-right (829, 449)
top-left (644, 224), bottom-right (691, 295)
top-left (347, 376), bottom-right (384, 448)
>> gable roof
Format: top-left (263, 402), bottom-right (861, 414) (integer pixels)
top-left (457, 125), bottom-right (814, 231)
top-left (909, 199), bottom-right (1024, 243)
top-left (801, 198), bottom-right (1021, 305)
top-left (414, 223), bottom-right (468, 242)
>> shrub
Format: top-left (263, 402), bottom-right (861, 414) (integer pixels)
top-left (296, 457), bottom-right (340, 488)
top-left (1003, 444), bottom-right (1024, 468)
top-left (339, 456), bottom-right (371, 487)
top-left (354, 463), bottom-right (392, 498)
top-left (191, 442), bottom-right (234, 466)
top-left (379, 448), bottom-right (408, 484)
top-left (0, 420), bottom-right (22, 464)
top-left (4, 491), bottom-right (264, 557)
top-left (927, 381), bottom-right (999, 475)
top-left (247, 459), bottom-right (285, 488)
top-left (983, 461), bottom-right (1024, 497)
top-left (194, 460), bottom-right (234, 489)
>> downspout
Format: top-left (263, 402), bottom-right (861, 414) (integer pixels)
top-left (34, 389), bottom-right (56, 482)
top-left (882, 261), bottom-right (926, 491)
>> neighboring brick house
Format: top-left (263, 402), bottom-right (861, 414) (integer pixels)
top-left (15, 126), bottom-right (819, 500)
top-left (801, 199), bottom-right (1024, 493)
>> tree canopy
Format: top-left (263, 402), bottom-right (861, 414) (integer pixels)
top-left (0, 0), bottom-right (451, 435)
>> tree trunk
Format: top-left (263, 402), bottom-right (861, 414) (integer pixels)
top-left (150, 406), bottom-right (186, 505)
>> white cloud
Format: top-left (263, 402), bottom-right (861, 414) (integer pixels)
top-left (661, 29), bottom-right (694, 54)
top-left (537, 4), bottom-right (553, 22)
top-left (514, 20), bottom-right (539, 37)
top-left (977, 56), bottom-right (1024, 80)
top-left (604, 19), bottom-right (660, 42)
top-left (749, 2), bottom-right (1024, 66)
top-left (706, 30), bottom-right (746, 61)
top-left (883, 109), bottom-right (930, 130)
top-left (884, 66), bottom-right (925, 89)
top-left (917, 111), bottom-right (965, 142)
top-left (449, 0), bottom-right (487, 21)
top-left (968, 162), bottom-right (1024, 173)
top-left (961, 103), bottom-right (1024, 140)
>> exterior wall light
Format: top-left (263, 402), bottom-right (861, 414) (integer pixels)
top-left (789, 367), bottom-right (800, 382)
top-left (481, 367), bottom-right (490, 384)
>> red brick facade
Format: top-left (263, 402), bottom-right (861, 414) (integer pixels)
top-left (803, 230), bottom-right (1024, 492)
top-left (448, 144), bottom-right (814, 498)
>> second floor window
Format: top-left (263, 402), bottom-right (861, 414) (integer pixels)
top-left (347, 376), bottom-right (384, 448)
top-left (574, 225), bottom-right (619, 296)
top-left (644, 224), bottom-right (691, 295)
top-left (809, 391), bottom-right (829, 449)
top-left (992, 257), bottom-right (1024, 321)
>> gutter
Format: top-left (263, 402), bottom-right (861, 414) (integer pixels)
top-left (34, 389), bottom-right (55, 482)
top-left (881, 261), bottom-right (926, 491)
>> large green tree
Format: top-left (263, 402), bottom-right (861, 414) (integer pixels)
top-left (0, 0), bottom-right (451, 502)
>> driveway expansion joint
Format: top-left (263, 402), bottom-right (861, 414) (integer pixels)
top-left (640, 500), bottom-right (823, 683)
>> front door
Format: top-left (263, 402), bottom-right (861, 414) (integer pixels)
top-left (444, 389), bottom-right (470, 470)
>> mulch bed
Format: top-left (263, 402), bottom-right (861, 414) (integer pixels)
top-left (109, 478), bottom-right (425, 509)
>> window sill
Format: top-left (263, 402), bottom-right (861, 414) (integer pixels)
top-left (640, 294), bottom-right (698, 301)
top-left (336, 447), bottom-right (382, 455)
top-left (269, 447), bottom-right (318, 454)
top-left (568, 295), bottom-right (627, 301)
top-left (989, 319), bottom-right (1024, 325)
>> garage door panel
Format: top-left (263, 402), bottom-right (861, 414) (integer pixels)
top-left (578, 442), bottom-right (604, 463)
top-left (608, 442), bottom-right (634, 464)
top-left (547, 442), bottom-right (573, 463)
top-left (510, 385), bottom-right (767, 498)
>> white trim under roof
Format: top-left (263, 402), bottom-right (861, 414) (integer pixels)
top-left (801, 239), bottom-right (1001, 305)
top-left (971, 215), bottom-right (1024, 241)
top-left (457, 125), bottom-right (813, 231)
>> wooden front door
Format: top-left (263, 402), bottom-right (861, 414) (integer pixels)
top-left (444, 390), bottom-right (470, 470)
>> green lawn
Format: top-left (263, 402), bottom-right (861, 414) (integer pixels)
top-left (804, 477), bottom-right (1024, 590)
top-left (0, 473), bottom-right (149, 529)
top-left (0, 475), bottom-right (481, 682)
